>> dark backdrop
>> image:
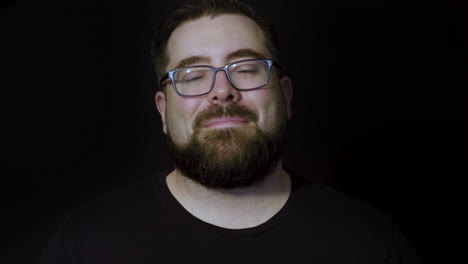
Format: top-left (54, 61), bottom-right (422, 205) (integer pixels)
top-left (2, 0), bottom-right (465, 263)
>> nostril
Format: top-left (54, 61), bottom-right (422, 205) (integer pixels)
top-left (212, 94), bottom-right (234, 102)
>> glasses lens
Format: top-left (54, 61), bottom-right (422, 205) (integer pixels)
top-left (229, 60), bottom-right (269, 89)
top-left (173, 67), bottom-right (213, 96)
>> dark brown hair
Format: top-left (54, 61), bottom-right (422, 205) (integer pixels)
top-left (150, 0), bottom-right (280, 89)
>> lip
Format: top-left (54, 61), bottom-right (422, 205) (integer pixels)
top-left (203, 116), bottom-right (250, 128)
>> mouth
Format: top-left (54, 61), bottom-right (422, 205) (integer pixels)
top-left (203, 116), bottom-right (250, 129)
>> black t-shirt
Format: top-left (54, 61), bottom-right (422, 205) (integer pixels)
top-left (37, 169), bottom-right (421, 263)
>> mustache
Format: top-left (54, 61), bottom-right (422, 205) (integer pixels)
top-left (194, 104), bottom-right (258, 130)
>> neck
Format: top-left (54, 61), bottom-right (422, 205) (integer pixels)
top-left (166, 161), bottom-right (291, 229)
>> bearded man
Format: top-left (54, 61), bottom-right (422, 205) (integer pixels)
top-left (37, 1), bottom-right (421, 263)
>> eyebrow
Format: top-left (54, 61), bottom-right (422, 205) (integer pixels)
top-left (172, 49), bottom-right (268, 70)
top-left (226, 48), bottom-right (267, 61)
top-left (173, 56), bottom-right (210, 70)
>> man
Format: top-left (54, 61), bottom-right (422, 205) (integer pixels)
top-left (38, 0), bottom-right (421, 263)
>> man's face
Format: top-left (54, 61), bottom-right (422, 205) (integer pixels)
top-left (155, 14), bottom-right (292, 188)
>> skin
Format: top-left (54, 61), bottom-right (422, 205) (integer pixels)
top-left (154, 14), bottom-right (294, 229)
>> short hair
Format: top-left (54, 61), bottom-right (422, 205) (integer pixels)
top-left (150, 0), bottom-right (281, 90)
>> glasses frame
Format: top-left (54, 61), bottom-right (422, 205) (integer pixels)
top-left (159, 59), bottom-right (281, 97)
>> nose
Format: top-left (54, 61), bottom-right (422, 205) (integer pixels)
top-left (208, 69), bottom-right (241, 105)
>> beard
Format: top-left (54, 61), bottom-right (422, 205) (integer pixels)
top-left (166, 103), bottom-right (287, 189)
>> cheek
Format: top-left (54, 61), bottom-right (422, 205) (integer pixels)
top-left (264, 103), bottom-right (286, 131)
top-left (251, 89), bottom-right (286, 131)
top-left (165, 95), bottom-right (199, 144)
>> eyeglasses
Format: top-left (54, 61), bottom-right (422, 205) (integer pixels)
top-left (159, 59), bottom-right (281, 97)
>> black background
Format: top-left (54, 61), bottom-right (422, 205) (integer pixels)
top-left (2, 0), bottom-right (466, 263)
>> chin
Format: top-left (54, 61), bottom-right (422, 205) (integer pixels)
top-left (167, 120), bottom-right (287, 189)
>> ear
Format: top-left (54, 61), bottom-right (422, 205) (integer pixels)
top-left (155, 91), bottom-right (168, 134)
top-left (279, 76), bottom-right (293, 120)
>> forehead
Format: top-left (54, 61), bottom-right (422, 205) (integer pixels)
top-left (166, 14), bottom-right (269, 70)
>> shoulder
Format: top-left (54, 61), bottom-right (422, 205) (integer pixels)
top-left (284, 170), bottom-right (414, 259)
top-left (289, 169), bottom-right (385, 211)
top-left (287, 169), bottom-right (394, 239)
top-left (36, 171), bottom-right (172, 263)
top-left (290, 169), bottom-right (386, 212)
top-left (60, 171), bottom-right (169, 232)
